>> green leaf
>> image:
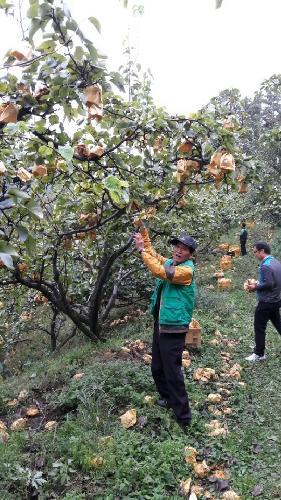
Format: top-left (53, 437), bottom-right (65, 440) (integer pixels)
top-left (37, 39), bottom-right (56, 51)
top-left (4, 123), bottom-right (20, 135)
top-left (103, 175), bottom-right (122, 191)
top-left (29, 18), bottom-right (41, 43)
top-left (49, 115), bottom-right (60, 125)
top-left (16, 225), bottom-right (29, 242)
top-left (25, 199), bottom-right (44, 219)
top-left (66, 19), bottom-right (78, 32)
top-left (67, 161), bottom-right (73, 174)
top-left (88, 16), bottom-right (101, 33)
top-left (0, 82), bottom-right (8, 93)
top-left (0, 242), bottom-right (18, 256)
top-left (86, 43), bottom-right (98, 62)
top-left (74, 46), bottom-right (84, 61)
top-left (59, 144), bottom-right (74, 162)
top-left (0, 253), bottom-right (14, 269)
top-left (8, 188), bottom-right (30, 203)
top-left (39, 145), bottom-right (53, 157)
top-left (0, 0), bottom-right (10, 8)
top-left (25, 234), bottom-right (36, 255)
top-left (27, 0), bottom-right (39, 18)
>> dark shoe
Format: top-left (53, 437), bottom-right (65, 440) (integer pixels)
top-left (178, 420), bottom-right (191, 434)
top-left (156, 399), bottom-right (170, 409)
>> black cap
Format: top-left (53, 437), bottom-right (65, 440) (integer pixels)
top-left (170, 233), bottom-right (197, 251)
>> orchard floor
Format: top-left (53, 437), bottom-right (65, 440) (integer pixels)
top-left (0, 231), bottom-right (281, 499)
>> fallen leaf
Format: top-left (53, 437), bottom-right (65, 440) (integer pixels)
top-left (120, 409), bottom-right (137, 429)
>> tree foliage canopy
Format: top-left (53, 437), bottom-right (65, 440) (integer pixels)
top-left (0, 0), bottom-right (266, 349)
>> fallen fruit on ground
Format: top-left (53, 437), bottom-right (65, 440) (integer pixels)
top-left (144, 395), bottom-right (155, 406)
top-left (142, 354), bottom-right (152, 365)
top-left (11, 418), bottom-right (28, 431)
top-left (6, 399), bottom-right (19, 407)
top-left (179, 478), bottom-right (191, 496)
top-left (120, 409), bottom-right (137, 429)
top-left (0, 430), bottom-right (9, 443)
top-left (207, 393), bottom-right (222, 404)
top-left (193, 460), bottom-right (210, 478)
top-left (0, 420), bottom-right (7, 431)
top-left (222, 491), bottom-right (241, 500)
top-left (44, 421), bottom-right (58, 431)
top-left (72, 372), bottom-right (85, 380)
top-left (182, 358), bottom-right (191, 369)
top-left (26, 406), bottom-right (40, 417)
top-left (193, 368), bottom-right (216, 383)
top-left (90, 456), bottom-right (104, 468)
top-left (184, 446), bottom-right (198, 464)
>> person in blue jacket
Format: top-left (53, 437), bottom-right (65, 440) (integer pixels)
top-left (245, 241), bottom-right (281, 361)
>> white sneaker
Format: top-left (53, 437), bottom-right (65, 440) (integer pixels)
top-left (245, 353), bottom-right (266, 362)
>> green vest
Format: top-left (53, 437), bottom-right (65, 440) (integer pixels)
top-left (150, 258), bottom-right (195, 326)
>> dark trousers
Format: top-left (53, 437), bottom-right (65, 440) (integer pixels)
top-left (240, 242), bottom-right (247, 255)
top-left (254, 301), bottom-right (281, 356)
top-left (151, 322), bottom-right (191, 424)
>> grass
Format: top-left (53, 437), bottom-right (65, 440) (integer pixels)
top-left (0, 227), bottom-right (281, 499)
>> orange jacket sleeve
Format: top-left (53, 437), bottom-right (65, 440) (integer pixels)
top-left (139, 227), bottom-right (193, 285)
top-left (139, 226), bottom-right (167, 265)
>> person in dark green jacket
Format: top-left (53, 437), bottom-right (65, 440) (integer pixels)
top-left (240, 222), bottom-right (248, 256)
top-left (134, 225), bottom-right (196, 432)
